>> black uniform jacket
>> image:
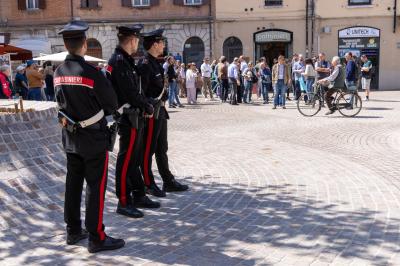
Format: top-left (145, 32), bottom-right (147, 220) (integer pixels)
top-left (107, 46), bottom-right (150, 125)
top-left (138, 53), bottom-right (169, 120)
top-left (54, 54), bottom-right (118, 156)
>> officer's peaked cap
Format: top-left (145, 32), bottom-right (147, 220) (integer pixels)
top-left (142, 28), bottom-right (166, 42)
top-left (58, 20), bottom-right (89, 39)
top-left (117, 24), bottom-right (143, 37)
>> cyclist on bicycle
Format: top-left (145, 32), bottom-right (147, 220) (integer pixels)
top-left (317, 56), bottom-right (346, 115)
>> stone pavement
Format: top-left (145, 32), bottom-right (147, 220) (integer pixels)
top-left (1, 91), bottom-right (400, 265)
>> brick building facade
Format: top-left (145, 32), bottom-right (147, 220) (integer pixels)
top-left (0, 0), bottom-right (213, 66)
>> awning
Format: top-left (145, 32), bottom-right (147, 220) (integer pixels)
top-left (11, 39), bottom-right (52, 57)
top-left (33, 51), bottom-right (106, 62)
top-left (0, 44), bottom-right (33, 60)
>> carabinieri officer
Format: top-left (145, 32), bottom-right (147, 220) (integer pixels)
top-left (55, 20), bottom-right (125, 253)
top-left (107, 24), bottom-right (160, 219)
top-left (139, 29), bottom-right (189, 197)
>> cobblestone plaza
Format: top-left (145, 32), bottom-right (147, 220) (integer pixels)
top-left (0, 91), bottom-right (400, 265)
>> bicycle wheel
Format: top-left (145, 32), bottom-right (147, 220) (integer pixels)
top-left (297, 92), bottom-right (321, 117)
top-left (337, 92), bottom-right (362, 117)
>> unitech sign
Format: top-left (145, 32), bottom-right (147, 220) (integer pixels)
top-left (339, 27), bottom-right (380, 38)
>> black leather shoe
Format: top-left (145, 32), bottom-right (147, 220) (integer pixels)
top-left (116, 202), bottom-right (144, 218)
top-left (146, 183), bottom-right (166, 197)
top-left (133, 196), bottom-right (161, 209)
top-left (163, 180), bottom-right (189, 192)
top-left (88, 235), bottom-right (125, 253)
top-left (67, 229), bottom-right (88, 245)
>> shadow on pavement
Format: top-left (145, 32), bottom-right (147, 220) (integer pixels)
top-left (0, 108), bottom-right (398, 265)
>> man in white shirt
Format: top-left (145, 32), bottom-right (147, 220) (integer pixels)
top-left (238, 55), bottom-right (248, 103)
top-left (201, 57), bottom-right (214, 100)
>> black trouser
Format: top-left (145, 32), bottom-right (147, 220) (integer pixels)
top-left (325, 88), bottom-right (336, 110)
top-left (142, 117), bottom-right (174, 187)
top-left (220, 79), bottom-right (229, 102)
top-left (64, 151), bottom-right (108, 242)
top-left (115, 122), bottom-right (145, 207)
top-left (237, 77), bottom-right (244, 103)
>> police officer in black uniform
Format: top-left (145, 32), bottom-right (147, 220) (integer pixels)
top-left (139, 29), bottom-right (189, 197)
top-left (54, 20), bottom-right (125, 253)
top-left (107, 24), bottom-right (160, 218)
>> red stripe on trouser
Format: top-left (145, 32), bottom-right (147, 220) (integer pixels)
top-left (143, 117), bottom-right (154, 186)
top-left (120, 128), bottom-right (137, 206)
top-left (97, 151), bottom-right (109, 241)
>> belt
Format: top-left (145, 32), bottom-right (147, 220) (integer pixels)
top-left (79, 110), bottom-right (104, 128)
top-left (116, 103), bottom-right (131, 115)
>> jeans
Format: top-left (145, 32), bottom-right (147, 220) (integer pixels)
top-left (345, 80), bottom-right (357, 105)
top-left (220, 79), bottom-right (229, 102)
top-left (261, 82), bottom-right (270, 102)
top-left (243, 81), bottom-right (252, 103)
top-left (28, 87), bottom-right (42, 101)
top-left (306, 78), bottom-right (315, 101)
top-left (274, 80), bottom-right (287, 107)
top-left (168, 80), bottom-right (178, 106)
top-left (294, 80), bottom-right (301, 100)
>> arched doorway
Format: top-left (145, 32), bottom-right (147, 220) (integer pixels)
top-left (86, 38), bottom-right (103, 59)
top-left (183, 37), bottom-right (204, 68)
top-left (223, 37), bottom-right (243, 63)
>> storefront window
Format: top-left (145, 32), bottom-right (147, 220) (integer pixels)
top-left (348, 0), bottom-right (372, 5)
top-left (265, 0), bottom-right (283, 6)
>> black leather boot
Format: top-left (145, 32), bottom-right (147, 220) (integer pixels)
top-left (67, 229), bottom-right (88, 245)
top-left (88, 235), bottom-right (125, 253)
top-left (163, 180), bottom-right (189, 192)
top-left (116, 202), bottom-right (144, 218)
top-left (133, 195), bottom-right (161, 209)
top-left (146, 183), bottom-right (166, 197)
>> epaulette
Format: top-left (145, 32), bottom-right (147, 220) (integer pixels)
top-left (116, 53), bottom-right (124, 62)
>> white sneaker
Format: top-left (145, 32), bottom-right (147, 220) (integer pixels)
top-left (204, 98), bottom-right (208, 102)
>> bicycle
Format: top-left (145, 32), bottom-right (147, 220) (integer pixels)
top-left (297, 83), bottom-right (362, 117)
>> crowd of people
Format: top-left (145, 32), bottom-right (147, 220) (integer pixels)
top-left (1, 51), bottom-right (373, 111)
top-left (0, 60), bottom-right (55, 101)
top-left (155, 52), bottom-right (373, 111)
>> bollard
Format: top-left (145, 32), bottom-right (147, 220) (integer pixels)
top-left (14, 103), bottom-right (19, 113)
top-left (19, 96), bottom-right (24, 113)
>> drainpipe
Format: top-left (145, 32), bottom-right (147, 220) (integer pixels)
top-left (394, 0), bottom-right (397, 33)
top-left (305, 0), bottom-right (309, 57)
top-left (209, 0), bottom-right (213, 59)
top-left (311, 0), bottom-right (315, 56)
top-left (70, 0), bottom-right (74, 20)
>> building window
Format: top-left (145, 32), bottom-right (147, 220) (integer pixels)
top-left (223, 37), bottom-right (243, 63)
top-left (86, 39), bottom-right (103, 59)
top-left (185, 0), bottom-right (202, 5)
top-left (183, 37), bottom-right (204, 68)
top-left (26, 0), bottom-right (39, 9)
top-left (132, 0), bottom-right (150, 6)
top-left (348, 0), bottom-right (372, 5)
top-left (81, 0), bottom-right (99, 8)
top-left (265, 0), bottom-right (282, 6)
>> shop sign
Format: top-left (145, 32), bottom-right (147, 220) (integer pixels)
top-left (339, 27), bottom-right (380, 38)
top-left (255, 31), bottom-right (291, 43)
top-left (338, 37), bottom-right (379, 49)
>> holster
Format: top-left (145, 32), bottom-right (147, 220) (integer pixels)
top-left (154, 101), bottom-right (162, 120)
top-left (58, 111), bottom-right (78, 133)
top-left (123, 108), bottom-right (140, 128)
top-left (107, 122), bottom-right (118, 152)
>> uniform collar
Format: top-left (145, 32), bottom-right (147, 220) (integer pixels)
top-left (115, 46), bottom-right (135, 63)
top-left (66, 54), bottom-right (85, 62)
